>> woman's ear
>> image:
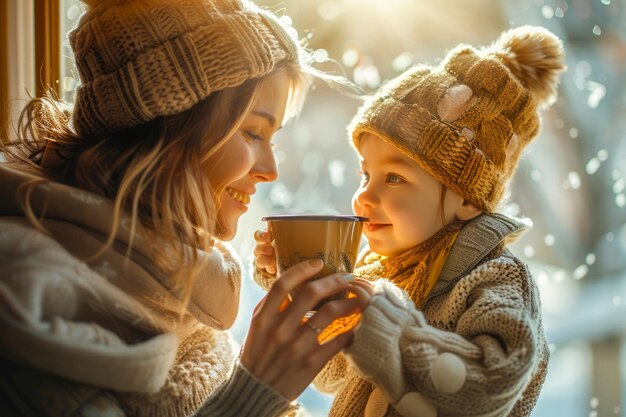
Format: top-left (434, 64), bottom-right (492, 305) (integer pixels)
top-left (455, 200), bottom-right (482, 221)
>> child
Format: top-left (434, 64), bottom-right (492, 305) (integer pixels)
top-left (254, 25), bottom-right (565, 417)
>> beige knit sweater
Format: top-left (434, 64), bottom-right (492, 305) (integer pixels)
top-left (255, 213), bottom-right (548, 417)
top-left (0, 164), bottom-right (294, 417)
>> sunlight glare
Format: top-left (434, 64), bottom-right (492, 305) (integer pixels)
top-left (585, 158), bottom-right (600, 175)
top-left (342, 48), bottom-right (359, 68)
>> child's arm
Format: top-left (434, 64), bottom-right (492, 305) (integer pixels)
top-left (344, 257), bottom-right (546, 417)
top-left (252, 229), bottom-right (277, 290)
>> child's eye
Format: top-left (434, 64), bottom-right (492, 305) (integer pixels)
top-left (386, 173), bottom-right (404, 184)
top-left (359, 170), bottom-right (370, 184)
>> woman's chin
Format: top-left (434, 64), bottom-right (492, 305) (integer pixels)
top-left (215, 221), bottom-right (237, 241)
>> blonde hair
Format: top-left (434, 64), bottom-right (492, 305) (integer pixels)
top-left (1, 61), bottom-right (313, 309)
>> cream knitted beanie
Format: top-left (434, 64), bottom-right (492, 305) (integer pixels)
top-left (70, 0), bottom-right (303, 135)
top-left (349, 26), bottom-right (566, 212)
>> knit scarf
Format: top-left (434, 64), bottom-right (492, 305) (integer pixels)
top-left (318, 221), bottom-right (463, 343)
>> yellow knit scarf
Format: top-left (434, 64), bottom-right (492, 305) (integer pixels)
top-left (318, 221), bottom-right (463, 343)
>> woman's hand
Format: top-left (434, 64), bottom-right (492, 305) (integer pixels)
top-left (253, 229), bottom-right (276, 275)
top-left (240, 259), bottom-right (364, 400)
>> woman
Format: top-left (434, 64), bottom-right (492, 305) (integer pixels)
top-left (0, 0), bottom-right (363, 416)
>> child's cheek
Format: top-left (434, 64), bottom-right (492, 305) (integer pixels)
top-left (387, 197), bottom-right (419, 229)
top-left (390, 196), bottom-right (438, 241)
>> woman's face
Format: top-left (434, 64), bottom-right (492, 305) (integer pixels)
top-left (208, 71), bottom-right (290, 241)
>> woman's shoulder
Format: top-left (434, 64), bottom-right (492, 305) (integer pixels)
top-left (0, 216), bottom-right (80, 271)
top-left (0, 162), bottom-right (113, 228)
top-left (0, 216), bottom-right (179, 395)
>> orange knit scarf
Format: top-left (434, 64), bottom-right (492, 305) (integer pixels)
top-left (318, 222), bottom-right (463, 343)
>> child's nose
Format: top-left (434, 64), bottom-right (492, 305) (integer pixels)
top-left (355, 186), bottom-right (377, 208)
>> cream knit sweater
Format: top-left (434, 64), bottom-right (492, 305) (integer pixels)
top-left (0, 164), bottom-right (294, 417)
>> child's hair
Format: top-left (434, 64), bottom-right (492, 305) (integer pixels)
top-left (0, 0), bottom-right (333, 306)
top-left (349, 25), bottom-right (566, 213)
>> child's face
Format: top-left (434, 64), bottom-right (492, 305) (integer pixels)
top-left (352, 133), bottom-right (464, 257)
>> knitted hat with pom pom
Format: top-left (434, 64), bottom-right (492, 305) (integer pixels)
top-left (70, 0), bottom-right (303, 136)
top-left (349, 26), bottom-right (566, 212)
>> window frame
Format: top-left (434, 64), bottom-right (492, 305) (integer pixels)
top-left (34, 0), bottom-right (61, 98)
top-left (1, 1), bottom-right (8, 140)
top-left (1, 0), bottom-right (60, 141)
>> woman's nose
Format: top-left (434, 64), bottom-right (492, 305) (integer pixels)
top-left (252, 149), bottom-right (278, 182)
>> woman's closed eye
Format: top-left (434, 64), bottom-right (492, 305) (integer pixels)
top-left (242, 129), bottom-right (267, 142)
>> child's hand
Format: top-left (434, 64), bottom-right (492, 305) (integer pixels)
top-left (347, 278), bottom-right (376, 311)
top-left (253, 229), bottom-right (277, 274)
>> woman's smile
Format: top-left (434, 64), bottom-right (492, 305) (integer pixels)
top-left (225, 186), bottom-right (251, 209)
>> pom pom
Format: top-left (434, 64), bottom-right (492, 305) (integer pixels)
top-left (486, 25), bottom-right (566, 108)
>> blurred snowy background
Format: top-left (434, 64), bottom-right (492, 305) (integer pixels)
top-left (56, 0), bottom-right (626, 416)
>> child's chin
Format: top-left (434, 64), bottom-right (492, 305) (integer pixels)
top-left (369, 243), bottom-right (393, 257)
top-left (371, 243), bottom-right (410, 258)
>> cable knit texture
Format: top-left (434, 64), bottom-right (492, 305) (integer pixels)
top-left (70, 0), bottom-right (303, 135)
top-left (195, 361), bottom-right (296, 417)
top-left (314, 213), bottom-right (548, 417)
top-left (116, 327), bottom-right (235, 417)
top-left (0, 164), bottom-right (289, 417)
